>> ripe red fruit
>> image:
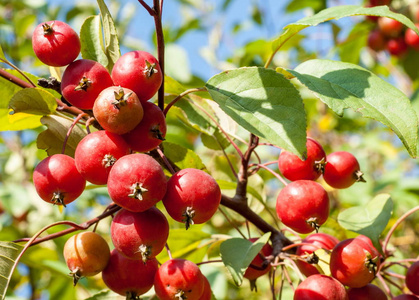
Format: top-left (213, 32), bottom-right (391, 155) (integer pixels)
top-left (367, 29), bottom-right (387, 52)
top-left (405, 25), bottom-right (419, 50)
top-left (347, 283), bottom-right (387, 300)
top-left (330, 235), bottom-right (380, 288)
top-left (323, 151), bottom-right (365, 189)
top-left (296, 233), bottom-right (340, 277)
top-left (33, 154), bottom-right (86, 206)
top-left (74, 130), bottom-right (130, 185)
top-left (102, 249), bottom-right (158, 298)
top-left (278, 138), bottom-right (326, 181)
top-left (387, 37), bottom-right (409, 57)
top-left (276, 180), bottom-right (329, 234)
top-left (122, 101), bottom-right (167, 153)
top-left (294, 274), bottom-right (348, 300)
top-left (162, 168), bottom-right (221, 229)
top-left (63, 231), bottom-right (110, 285)
top-left (107, 153), bottom-right (167, 212)
top-left (406, 261), bottom-right (419, 295)
top-left (154, 259), bottom-right (205, 300)
top-left (61, 59), bottom-right (114, 110)
top-left (111, 50), bottom-right (163, 103)
top-left (93, 86), bottom-right (144, 135)
top-left (244, 238), bottom-right (273, 281)
top-left (392, 295), bottom-right (419, 300)
top-left (110, 207), bottom-right (169, 262)
top-left (32, 20), bottom-right (80, 67)
top-left (378, 17), bottom-right (404, 38)
top-left (369, 0), bottom-right (391, 5)
top-left (201, 276), bottom-right (212, 300)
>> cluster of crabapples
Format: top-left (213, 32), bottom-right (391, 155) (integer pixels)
top-left (31, 20), bottom-right (220, 299)
top-left (365, 0), bottom-right (419, 56)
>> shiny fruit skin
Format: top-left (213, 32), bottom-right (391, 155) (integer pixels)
top-left (330, 236), bottom-right (380, 288)
top-left (110, 207), bottom-right (169, 262)
top-left (387, 37), bottom-right (409, 57)
top-left (378, 17), bottom-right (404, 38)
top-left (162, 168), bottom-right (221, 229)
top-left (201, 276), bottom-right (212, 300)
top-left (278, 138), bottom-right (326, 181)
top-left (111, 50), bottom-right (163, 103)
top-left (154, 258), bottom-right (205, 300)
top-left (122, 101), bottom-right (167, 153)
top-left (276, 180), bottom-right (329, 234)
top-left (405, 25), bottom-right (419, 50)
top-left (74, 130), bottom-right (130, 185)
top-left (32, 20), bottom-right (80, 67)
top-left (294, 274), bottom-right (349, 300)
top-left (33, 154), bottom-right (86, 206)
top-left (61, 59), bottom-right (114, 110)
top-left (323, 151), bottom-right (364, 189)
top-left (93, 86), bottom-right (144, 135)
top-left (368, 29), bottom-right (387, 52)
top-left (347, 283), bottom-right (387, 300)
top-left (296, 233), bottom-right (340, 277)
top-left (63, 231), bottom-right (110, 280)
top-left (244, 238), bottom-right (273, 280)
top-left (406, 261), bottom-right (419, 295)
top-left (102, 249), bottom-right (158, 297)
top-left (107, 153), bottom-right (167, 212)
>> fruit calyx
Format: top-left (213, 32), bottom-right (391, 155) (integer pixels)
top-left (70, 268), bottom-right (82, 286)
top-left (174, 289), bottom-right (187, 300)
top-left (144, 60), bottom-right (159, 78)
top-left (364, 251), bottom-right (379, 275)
top-left (306, 217), bottom-right (320, 233)
top-left (151, 124), bottom-right (165, 141)
top-left (128, 182), bottom-right (148, 200)
top-left (102, 154), bottom-right (117, 168)
top-left (136, 244), bottom-right (152, 263)
top-left (355, 170), bottom-right (366, 183)
top-left (305, 251), bottom-right (320, 265)
top-left (125, 291), bottom-right (141, 300)
top-left (182, 206), bottom-right (195, 230)
top-left (74, 76), bottom-right (92, 92)
top-left (51, 191), bottom-right (66, 207)
top-left (42, 22), bottom-right (54, 35)
top-left (314, 157), bottom-right (326, 174)
top-left (112, 87), bottom-right (132, 109)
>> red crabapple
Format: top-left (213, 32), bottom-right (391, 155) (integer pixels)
top-left (276, 180), bottom-right (329, 234)
top-left (111, 50), bottom-right (163, 103)
top-left (406, 261), bottom-right (419, 295)
top-left (32, 20), bottom-right (80, 67)
top-left (405, 25), bottom-right (419, 50)
top-left (294, 274), bottom-right (348, 300)
top-left (122, 101), bottom-right (167, 153)
top-left (61, 59), bottom-right (114, 110)
top-left (244, 238), bottom-right (273, 282)
top-left (107, 153), bottom-right (167, 212)
top-left (162, 168), bottom-right (221, 229)
top-left (347, 283), bottom-right (387, 300)
top-left (367, 29), bottom-right (387, 52)
top-left (378, 17), bottom-right (404, 38)
top-left (33, 154), bottom-right (86, 206)
top-left (323, 151), bottom-right (365, 189)
top-left (110, 207), bottom-right (169, 262)
top-left (93, 86), bottom-right (144, 135)
top-left (63, 231), bottom-right (110, 285)
top-left (387, 37), bottom-right (409, 57)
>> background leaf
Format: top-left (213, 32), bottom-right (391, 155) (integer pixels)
top-left (289, 59), bottom-right (418, 158)
top-left (9, 88), bottom-right (57, 116)
top-left (338, 193), bottom-right (393, 252)
top-left (80, 15), bottom-right (109, 67)
top-left (162, 141), bottom-right (207, 171)
top-left (0, 242), bottom-right (24, 300)
top-left (206, 67), bottom-right (307, 158)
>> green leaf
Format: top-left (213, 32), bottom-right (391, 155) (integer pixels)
top-left (338, 193), bottom-right (393, 252)
top-left (206, 67), bottom-right (307, 158)
top-left (162, 141), bottom-right (206, 171)
top-left (286, 0), bottom-right (326, 13)
top-left (0, 44), bottom-right (6, 61)
top-left (289, 59), bottom-right (418, 158)
top-left (273, 5), bottom-right (419, 53)
top-left (0, 242), bottom-right (24, 300)
top-left (9, 88), bottom-right (57, 116)
top-left (36, 115), bottom-right (87, 157)
top-left (83, 290), bottom-right (116, 300)
top-left (220, 232), bottom-right (271, 286)
top-left (80, 15), bottom-right (109, 67)
top-left (96, 0), bottom-right (120, 71)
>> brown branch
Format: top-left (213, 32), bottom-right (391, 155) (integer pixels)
top-left (153, 0), bottom-right (165, 111)
top-left (0, 68), bottom-right (34, 88)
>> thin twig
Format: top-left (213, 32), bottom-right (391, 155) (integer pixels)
top-left (156, 146), bottom-right (176, 174)
top-left (137, 0), bottom-right (155, 15)
top-left (218, 206), bottom-right (247, 239)
top-left (61, 113), bottom-right (88, 154)
top-left (163, 87), bottom-right (207, 116)
top-left (0, 58), bottom-right (37, 87)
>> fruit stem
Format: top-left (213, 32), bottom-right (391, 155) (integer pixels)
top-left (163, 87), bottom-right (207, 116)
top-left (165, 243), bottom-right (173, 260)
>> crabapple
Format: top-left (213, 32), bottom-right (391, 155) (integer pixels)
top-left (111, 50), bottom-right (163, 103)
top-left (387, 37), bottom-right (409, 57)
top-left (74, 130), bottom-right (130, 185)
top-left (347, 283), bottom-right (387, 300)
top-left (162, 168), bottom-right (221, 229)
top-left (276, 180), bottom-right (329, 234)
top-left (93, 86), bottom-right (144, 135)
top-left (323, 151), bottom-right (365, 189)
top-left (405, 25), bottom-right (419, 50)
top-left (154, 258), bottom-right (205, 300)
top-left (278, 137), bottom-right (326, 181)
top-left (102, 249), bottom-right (158, 298)
top-left (244, 238), bottom-right (273, 281)
top-left (32, 20), bottom-right (80, 67)
top-left (33, 154), bottom-right (86, 206)
top-left (378, 17), bottom-right (404, 38)
top-left (107, 153), bottom-right (167, 212)
top-left (122, 101), bottom-right (167, 153)
top-left (110, 207), bottom-right (169, 262)
top-left (406, 261), bottom-right (419, 295)
top-left (296, 233), bottom-right (340, 277)
top-left (201, 276), bottom-right (212, 300)
top-left (63, 231), bottom-right (110, 285)
top-left (392, 295), bottom-right (419, 300)
top-left (367, 29), bottom-right (387, 52)
top-left (330, 235), bottom-right (380, 288)
top-left (61, 59), bottom-right (114, 110)
top-left (294, 274), bottom-right (348, 300)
